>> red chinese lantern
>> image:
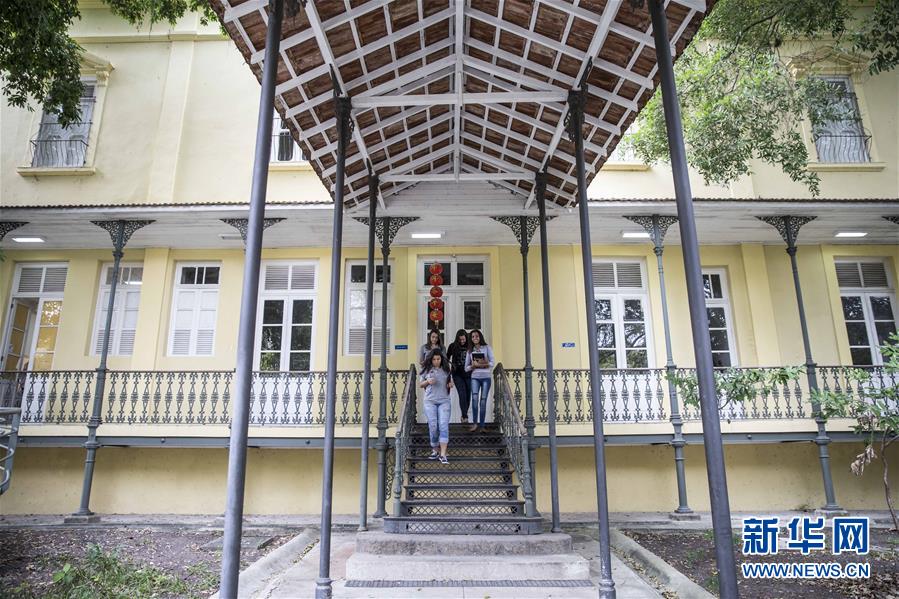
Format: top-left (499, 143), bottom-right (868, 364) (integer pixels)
top-left (429, 286), bottom-right (443, 298)
top-left (429, 273), bottom-right (443, 286)
top-left (428, 298), bottom-right (444, 310)
top-left (429, 309), bottom-right (444, 323)
top-left (428, 263), bottom-right (443, 275)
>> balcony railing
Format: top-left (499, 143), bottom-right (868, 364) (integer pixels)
top-left (30, 138), bottom-right (89, 168)
top-left (813, 133), bottom-right (871, 163)
top-left (1, 365), bottom-right (893, 430)
top-left (0, 370), bottom-right (405, 427)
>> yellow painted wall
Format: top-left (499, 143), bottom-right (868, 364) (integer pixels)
top-left (2, 442), bottom-right (893, 514)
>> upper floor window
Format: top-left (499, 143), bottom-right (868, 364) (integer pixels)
top-left (345, 261), bottom-right (392, 355)
top-left (271, 116), bottom-right (307, 164)
top-left (702, 269), bottom-right (738, 367)
top-left (31, 80), bottom-right (96, 168)
top-left (836, 259), bottom-right (896, 366)
top-left (813, 76), bottom-right (870, 164)
top-left (592, 260), bottom-right (653, 369)
top-left (168, 263), bottom-right (220, 356)
top-left (92, 264), bottom-right (142, 356)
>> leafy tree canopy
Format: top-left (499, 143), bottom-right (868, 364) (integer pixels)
top-left (0, 0), bottom-right (216, 127)
top-left (626, 0), bottom-right (899, 196)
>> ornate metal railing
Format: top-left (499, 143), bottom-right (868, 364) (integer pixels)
top-left (30, 138), bottom-right (90, 168)
top-left (0, 369), bottom-right (405, 427)
top-left (494, 364), bottom-right (536, 516)
top-left (391, 364), bottom-right (418, 516)
top-left (0, 406), bottom-right (21, 494)
top-left (813, 132), bottom-right (871, 163)
top-left (505, 365), bottom-right (897, 424)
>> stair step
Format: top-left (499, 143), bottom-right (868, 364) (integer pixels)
top-left (355, 531), bottom-right (573, 556)
top-left (410, 435), bottom-right (505, 447)
top-left (407, 461), bottom-right (511, 473)
top-left (404, 483), bottom-right (519, 501)
top-left (406, 470), bottom-right (514, 485)
top-left (400, 499), bottom-right (525, 517)
top-left (383, 515), bottom-right (543, 535)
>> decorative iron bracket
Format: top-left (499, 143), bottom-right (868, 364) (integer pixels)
top-left (354, 217), bottom-right (419, 251)
top-left (757, 215), bottom-right (816, 248)
top-left (91, 220), bottom-right (154, 255)
top-left (883, 216), bottom-right (899, 226)
top-left (221, 218), bottom-right (286, 243)
top-left (335, 95), bottom-right (354, 146)
top-left (492, 216), bottom-right (555, 250)
top-left (565, 88), bottom-right (587, 143)
top-left (0, 222), bottom-right (28, 241)
top-left (623, 215), bottom-right (679, 248)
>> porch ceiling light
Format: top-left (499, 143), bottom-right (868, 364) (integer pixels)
top-left (11, 236), bottom-right (45, 243)
top-left (410, 232), bottom-right (443, 239)
top-left (621, 231), bottom-right (651, 239)
top-left (835, 231), bottom-right (867, 238)
top-left (219, 232), bottom-right (243, 240)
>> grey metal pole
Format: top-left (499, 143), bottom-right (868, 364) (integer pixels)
top-left (648, 1), bottom-right (738, 596)
top-left (568, 89), bottom-right (615, 598)
top-left (72, 221), bottom-right (123, 521)
top-left (316, 94), bottom-right (351, 599)
top-left (759, 215), bottom-right (841, 512)
top-left (536, 173), bottom-right (561, 533)
top-left (218, 2), bottom-right (283, 595)
top-left (358, 175), bottom-right (378, 531)
top-left (519, 216), bottom-right (538, 498)
top-left (374, 216), bottom-right (391, 518)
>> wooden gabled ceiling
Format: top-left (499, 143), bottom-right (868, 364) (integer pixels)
top-left (211, 0), bottom-right (712, 208)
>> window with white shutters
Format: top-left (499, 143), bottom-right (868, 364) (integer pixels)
top-left (255, 262), bottom-right (317, 371)
top-left (14, 264), bottom-right (68, 296)
top-left (168, 264), bottom-right (220, 356)
top-left (702, 269), bottom-right (738, 367)
top-left (31, 80), bottom-right (96, 168)
top-left (592, 260), bottom-right (653, 369)
top-left (345, 261), bottom-right (392, 355)
top-left (836, 259), bottom-right (897, 366)
top-left (91, 265), bottom-right (142, 356)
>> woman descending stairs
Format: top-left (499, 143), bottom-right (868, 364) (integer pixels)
top-left (384, 423), bottom-right (542, 535)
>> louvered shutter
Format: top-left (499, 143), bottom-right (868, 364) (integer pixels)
top-left (861, 263), bottom-right (888, 288)
top-left (94, 289), bottom-right (114, 354)
top-left (835, 262), bottom-right (863, 288)
top-left (17, 268), bottom-right (43, 293)
top-left (171, 289), bottom-right (196, 355)
top-left (264, 265), bottom-right (289, 290)
top-left (118, 289), bottom-right (140, 354)
top-left (291, 264), bottom-right (316, 289)
top-left (195, 290), bottom-right (218, 355)
top-left (592, 262), bottom-right (615, 287)
top-left (836, 262), bottom-right (889, 289)
top-left (616, 263), bottom-right (643, 288)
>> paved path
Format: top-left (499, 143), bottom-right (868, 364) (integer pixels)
top-left (260, 530), bottom-right (660, 599)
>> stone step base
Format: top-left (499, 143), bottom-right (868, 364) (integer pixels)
top-left (355, 531), bottom-right (574, 556)
top-left (345, 553), bottom-right (590, 582)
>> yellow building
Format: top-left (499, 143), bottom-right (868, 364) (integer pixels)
top-left (1, 2), bottom-right (898, 525)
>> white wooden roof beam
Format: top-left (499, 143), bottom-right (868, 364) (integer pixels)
top-left (453, 0), bottom-right (466, 180)
top-left (342, 130), bottom-right (455, 184)
top-left (352, 91), bottom-right (570, 108)
top-left (382, 171), bottom-right (533, 183)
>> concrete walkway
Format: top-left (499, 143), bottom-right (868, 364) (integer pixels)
top-left (259, 530), bottom-right (660, 599)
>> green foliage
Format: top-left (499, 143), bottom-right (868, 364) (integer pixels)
top-left (41, 544), bottom-right (189, 599)
top-left (0, 0), bottom-right (217, 127)
top-left (667, 366), bottom-right (804, 410)
top-left (628, 0), bottom-right (899, 195)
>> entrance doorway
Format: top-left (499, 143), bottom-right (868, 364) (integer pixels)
top-left (417, 256), bottom-right (491, 422)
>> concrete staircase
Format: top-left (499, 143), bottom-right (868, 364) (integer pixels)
top-left (383, 423), bottom-right (542, 535)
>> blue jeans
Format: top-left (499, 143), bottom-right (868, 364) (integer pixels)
top-left (470, 377), bottom-right (492, 427)
top-left (423, 398), bottom-right (451, 446)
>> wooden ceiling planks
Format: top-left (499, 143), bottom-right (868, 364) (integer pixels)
top-left (212, 0), bottom-right (712, 208)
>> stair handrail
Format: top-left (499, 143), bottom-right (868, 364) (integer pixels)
top-left (391, 364), bottom-right (418, 516)
top-left (494, 364), bottom-right (537, 517)
top-left (0, 406), bottom-right (22, 495)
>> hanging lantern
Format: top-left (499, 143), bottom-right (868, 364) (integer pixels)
top-left (429, 273), bottom-right (443, 286)
top-left (429, 309), bottom-right (444, 323)
top-left (428, 263), bottom-right (443, 275)
top-left (429, 286), bottom-right (443, 298)
top-left (429, 298), bottom-right (444, 310)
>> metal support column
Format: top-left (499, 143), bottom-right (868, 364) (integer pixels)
top-left (358, 173), bottom-right (379, 532)
top-left (758, 215), bottom-right (842, 512)
top-left (374, 216), bottom-right (392, 518)
top-left (316, 93), bottom-right (352, 599)
top-left (536, 173), bottom-right (562, 533)
top-left (218, 1), bottom-right (283, 595)
top-left (648, 1), bottom-right (738, 595)
top-left (625, 215), bottom-right (694, 518)
top-left (71, 219), bottom-right (151, 523)
top-left (568, 88), bottom-right (616, 598)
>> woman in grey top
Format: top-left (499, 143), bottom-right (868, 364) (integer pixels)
top-left (419, 348), bottom-right (454, 463)
top-left (418, 328), bottom-right (444, 369)
top-left (464, 329), bottom-right (495, 432)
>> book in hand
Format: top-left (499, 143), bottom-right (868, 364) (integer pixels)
top-left (471, 351), bottom-right (487, 367)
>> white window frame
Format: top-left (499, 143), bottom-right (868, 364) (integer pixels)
top-left (702, 268), bottom-right (739, 367)
top-left (592, 259), bottom-right (655, 369)
top-left (416, 256), bottom-right (491, 345)
top-left (1, 263), bottom-right (69, 370)
top-left (835, 258), bottom-right (897, 366)
top-left (91, 263), bottom-right (143, 356)
top-left (254, 260), bottom-right (318, 371)
top-left (344, 259), bottom-right (393, 356)
top-left (270, 114), bottom-right (308, 164)
top-left (167, 262), bottom-right (221, 357)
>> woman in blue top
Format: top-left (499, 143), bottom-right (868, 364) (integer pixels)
top-left (419, 348), bottom-right (454, 463)
top-left (464, 329), bottom-right (495, 432)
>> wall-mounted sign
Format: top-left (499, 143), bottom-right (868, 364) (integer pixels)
top-left (561, 342), bottom-right (576, 348)
top-left (394, 344), bottom-right (409, 350)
